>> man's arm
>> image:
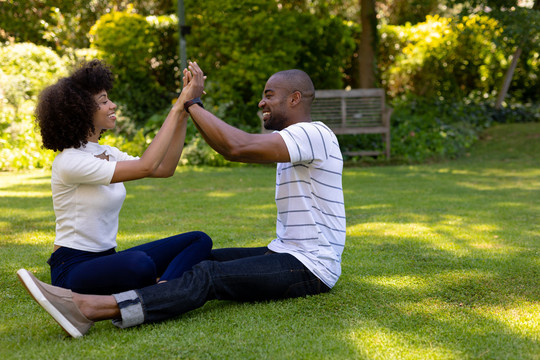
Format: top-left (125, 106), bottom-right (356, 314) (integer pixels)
top-left (182, 62), bottom-right (290, 164)
top-left (188, 105), bottom-right (290, 164)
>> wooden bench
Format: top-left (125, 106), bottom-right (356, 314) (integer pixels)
top-left (260, 88), bottom-right (392, 159)
top-left (311, 89), bottom-right (392, 159)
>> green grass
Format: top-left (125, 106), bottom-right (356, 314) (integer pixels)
top-left (1, 122), bottom-right (539, 359)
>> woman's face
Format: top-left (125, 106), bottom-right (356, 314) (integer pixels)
top-left (92, 90), bottom-right (117, 134)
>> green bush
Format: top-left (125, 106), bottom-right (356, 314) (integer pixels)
top-left (145, 14), bottom-right (182, 95)
top-left (0, 43), bottom-right (68, 170)
top-left (0, 111), bottom-right (57, 171)
top-left (379, 15), bottom-right (508, 99)
top-left (389, 97), bottom-right (492, 163)
top-left (489, 102), bottom-right (540, 124)
top-left (180, 134), bottom-right (238, 167)
top-left (0, 43), bottom-right (68, 114)
top-left (388, 97), bottom-right (540, 164)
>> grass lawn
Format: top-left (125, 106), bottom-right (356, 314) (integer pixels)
top-left (0, 122), bottom-right (538, 359)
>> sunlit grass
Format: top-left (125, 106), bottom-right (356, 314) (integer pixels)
top-left (0, 123), bottom-right (539, 359)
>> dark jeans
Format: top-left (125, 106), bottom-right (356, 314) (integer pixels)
top-left (117, 246), bottom-right (330, 325)
top-left (48, 231), bottom-right (212, 295)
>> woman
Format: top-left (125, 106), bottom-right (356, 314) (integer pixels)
top-left (35, 59), bottom-right (212, 295)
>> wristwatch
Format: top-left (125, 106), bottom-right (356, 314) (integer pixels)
top-left (184, 97), bottom-right (204, 113)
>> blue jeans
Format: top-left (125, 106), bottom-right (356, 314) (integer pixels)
top-left (113, 246), bottom-right (331, 327)
top-left (48, 231), bottom-right (212, 295)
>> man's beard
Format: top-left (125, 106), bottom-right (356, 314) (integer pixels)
top-left (264, 112), bottom-right (288, 131)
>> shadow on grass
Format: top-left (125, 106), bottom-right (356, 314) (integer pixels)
top-left (339, 153), bottom-right (539, 357)
top-left (1, 124), bottom-right (539, 358)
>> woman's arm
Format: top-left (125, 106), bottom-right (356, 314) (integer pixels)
top-left (148, 109), bottom-right (188, 178)
top-left (110, 70), bottom-right (195, 183)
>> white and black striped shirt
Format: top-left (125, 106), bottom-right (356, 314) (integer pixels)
top-left (268, 121), bottom-right (346, 288)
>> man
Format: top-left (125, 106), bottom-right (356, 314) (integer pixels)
top-left (17, 62), bottom-right (346, 338)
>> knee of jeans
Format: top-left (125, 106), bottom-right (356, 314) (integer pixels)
top-left (193, 231), bottom-right (213, 252)
top-left (123, 251), bottom-right (157, 283)
top-left (192, 259), bottom-right (214, 273)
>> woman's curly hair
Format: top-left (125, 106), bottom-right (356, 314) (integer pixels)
top-left (35, 59), bottom-right (114, 151)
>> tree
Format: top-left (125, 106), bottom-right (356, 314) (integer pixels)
top-left (495, 0), bottom-right (539, 108)
top-left (357, 0), bottom-right (378, 88)
top-left (445, 0), bottom-right (539, 106)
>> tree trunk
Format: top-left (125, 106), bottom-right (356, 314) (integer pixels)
top-left (357, 0), bottom-right (377, 88)
top-left (495, 47), bottom-right (522, 109)
top-left (495, 0), bottom-right (539, 109)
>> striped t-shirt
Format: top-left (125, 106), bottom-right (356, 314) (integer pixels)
top-left (267, 121), bottom-right (346, 288)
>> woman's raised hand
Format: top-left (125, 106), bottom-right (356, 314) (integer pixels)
top-left (176, 61), bottom-right (205, 111)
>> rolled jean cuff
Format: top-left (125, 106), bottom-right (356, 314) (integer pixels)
top-left (112, 290), bottom-right (145, 328)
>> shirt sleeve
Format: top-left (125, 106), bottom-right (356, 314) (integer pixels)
top-left (278, 122), bottom-right (333, 164)
top-left (55, 151), bottom-right (116, 186)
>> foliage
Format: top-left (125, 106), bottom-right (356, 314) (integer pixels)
top-left (377, 0), bottom-right (441, 25)
top-left (440, 0), bottom-right (540, 102)
top-left (0, 112), bottom-right (57, 171)
top-left (0, 1), bottom-right (176, 52)
top-left (389, 97), bottom-right (492, 163)
top-left (0, 0), bottom-right (56, 48)
top-left (0, 43), bottom-right (68, 113)
top-left (0, 42), bottom-right (68, 170)
top-left (179, 134), bottom-right (240, 167)
top-left (379, 15), bottom-right (510, 99)
top-left (492, 5), bottom-right (540, 102)
top-left (185, 0), bottom-right (356, 130)
top-left (99, 130), bottom-right (150, 159)
top-left (387, 94), bottom-right (539, 163)
top-left (144, 14), bottom-right (183, 95)
top-left (488, 100), bottom-right (540, 123)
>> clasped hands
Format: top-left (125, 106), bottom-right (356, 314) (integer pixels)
top-left (176, 61), bottom-right (206, 113)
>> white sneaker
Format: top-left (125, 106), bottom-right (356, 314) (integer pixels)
top-left (17, 269), bottom-right (94, 338)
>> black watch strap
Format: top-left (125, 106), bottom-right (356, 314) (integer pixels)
top-left (184, 97), bottom-right (204, 113)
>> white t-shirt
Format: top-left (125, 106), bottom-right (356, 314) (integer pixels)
top-left (268, 121), bottom-right (346, 288)
top-left (51, 142), bottom-right (138, 252)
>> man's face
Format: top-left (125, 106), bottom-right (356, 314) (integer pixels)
top-left (258, 76), bottom-right (290, 131)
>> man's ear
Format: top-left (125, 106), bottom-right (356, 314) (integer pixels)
top-left (289, 91), bottom-right (302, 107)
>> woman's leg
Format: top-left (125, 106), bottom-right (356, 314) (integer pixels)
top-left (122, 231), bottom-right (212, 282)
top-left (63, 251), bottom-right (157, 295)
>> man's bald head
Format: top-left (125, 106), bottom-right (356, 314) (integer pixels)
top-left (269, 69), bottom-right (315, 107)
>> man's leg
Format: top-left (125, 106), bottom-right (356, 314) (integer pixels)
top-left (113, 250), bottom-right (330, 327)
top-left (209, 246), bottom-right (268, 261)
top-left (17, 249), bottom-right (330, 335)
